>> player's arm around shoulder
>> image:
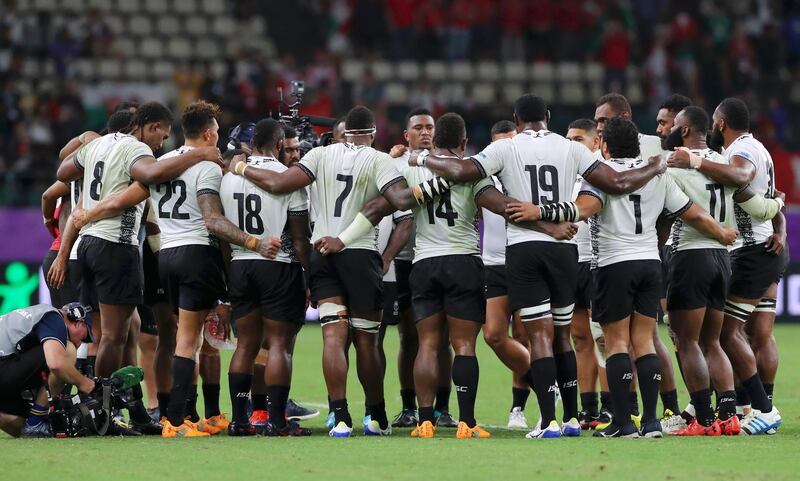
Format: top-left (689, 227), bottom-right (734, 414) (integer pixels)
top-left (131, 146), bottom-right (222, 185)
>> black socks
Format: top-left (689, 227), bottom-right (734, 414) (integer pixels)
top-left (167, 356), bottom-right (195, 427)
top-left (202, 383), bottom-right (221, 419)
top-left (367, 400), bottom-right (389, 430)
top-left (528, 357), bottom-right (558, 427)
top-left (452, 355), bottom-right (479, 427)
top-left (401, 389), bottom-right (417, 411)
top-left (434, 386), bottom-right (451, 413)
top-left (690, 388), bottom-right (714, 426)
top-left (606, 353), bottom-right (633, 425)
top-left (742, 374), bottom-right (772, 412)
top-left (228, 372), bottom-right (252, 424)
top-left (330, 398), bottom-right (352, 427)
top-left (266, 385), bottom-right (290, 428)
top-left (512, 387), bottom-right (530, 411)
top-left (660, 389), bottom-right (680, 414)
top-left (635, 354), bottom-right (661, 423)
top-left (580, 392), bottom-right (599, 416)
top-left (555, 351), bottom-right (578, 421)
top-left (717, 390), bottom-right (737, 420)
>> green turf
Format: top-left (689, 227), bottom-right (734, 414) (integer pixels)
top-left (3, 324), bottom-right (799, 481)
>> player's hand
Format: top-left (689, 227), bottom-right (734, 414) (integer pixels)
top-left (214, 303), bottom-right (232, 340)
top-left (227, 153), bottom-right (248, 174)
top-left (773, 190), bottom-right (786, 205)
top-left (390, 144), bottom-right (407, 158)
top-left (666, 147), bottom-right (691, 169)
top-left (79, 376), bottom-right (95, 395)
top-left (407, 152), bottom-right (418, 166)
top-left (765, 231), bottom-right (786, 256)
top-left (382, 256), bottom-right (392, 275)
top-left (71, 208), bottom-right (89, 229)
top-left (195, 146), bottom-right (223, 167)
top-left (505, 202), bottom-right (541, 222)
top-left (718, 227), bottom-right (739, 246)
top-left (315, 236), bottom-right (345, 256)
top-left (545, 221), bottom-right (578, 240)
top-left (257, 237), bottom-right (282, 259)
top-left (47, 255), bottom-right (68, 289)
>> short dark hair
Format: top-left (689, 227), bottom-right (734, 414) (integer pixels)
top-left (406, 107), bottom-right (433, 128)
top-left (114, 101), bottom-right (139, 113)
top-left (127, 102), bottom-right (173, 132)
top-left (658, 94), bottom-right (692, 114)
top-left (252, 118), bottom-right (285, 151)
top-left (181, 100), bottom-right (220, 139)
top-left (514, 94), bottom-right (547, 123)
top-left (283, 124), bottom-right (298, 140)
top-left (433, 113), bottom-right (466, 150)
top-left (491, 120), bottom-right (516, 137)
top-left (680, 106), bottom-right (710, 135)
top-left (717, 97), bottom-right (750, 131)
top-left (568, 118), bottom-right (598, 132)
top-left (345, 105), bottom-right (374, 131)
top-left (106, 110), bottom-right (134, 133)
top-left (596, 93), bottom-right (631, 116)
top-left (602, 117), bottom-right (640, 159)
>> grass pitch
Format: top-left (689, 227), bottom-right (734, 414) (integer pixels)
top-left (2, 324), bottom-right (799, 481)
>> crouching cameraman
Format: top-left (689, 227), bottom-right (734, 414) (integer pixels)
top-left (0, 303), bottom-right (94, 437)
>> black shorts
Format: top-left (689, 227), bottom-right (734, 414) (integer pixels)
top-left (394, 259), bottom-right (412, 312)
top-left (575, 262), bottom-right (592, 310)
top-left (142, 242), bottom-right (167, 306)
top-left (667, 249), bottom-right (731, 311)
top-left (729, 243), bottom-right (790, 300)
top-left (43, 250), bottom-right (79, 307)
top-left (159, 245), bottom-right (226, 314)
top-left (78, 235), bottom-right (143, 307)
top-left (592, 260), bottom-right (662, 325)
top-left (506, 241), bottom-right (578, 314)
top-left (382, 282), bottom-right (400, 325)
top-left (309, 249), bottom-right (383, 312)
top-left (0, 346), bottom-right (47, 417)
top-left (230, 260), bottom-right (306, 323)
top-left (484, 265), bottom-right (507, 299)
top-left (409, 255), bottom-right (485, 324)
top-left (67, 259), bottom-right (89, 308)
top-left (137, 304), bottom-right (159, 335)
top-left (659, 244), bottom-right (673, 298)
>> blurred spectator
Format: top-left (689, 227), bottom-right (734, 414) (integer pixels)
top-left (446, 0), bottom-right (472, 61)
top-left (499, 0), bottom-right (526, 61)
top-left (387, 0), bottom-right (418, 60)
top-left (600, 18), bottom-right (631, 92)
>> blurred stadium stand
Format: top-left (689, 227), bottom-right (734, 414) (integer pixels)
top-left (2, 0), bottom-right (800, 205)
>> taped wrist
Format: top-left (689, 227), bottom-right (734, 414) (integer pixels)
top-left (737, 195), bottom-right (782, 221)
top-left (244, 235), bottom-right (260, 251)
top-left (339, 212), bottom-right (374, 247)
top-left (538, 202), bottom-right (580, 222)
top-left (413, 177), bottom-right (452, 205)
top-left (689, 152), bottom-right (703, 169)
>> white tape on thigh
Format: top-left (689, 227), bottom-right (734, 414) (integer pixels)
top-left (518, 302), bottom-right (551, 322)
top-left (589, 320), bottom-right (606, 367)
top-left (77, 342), bottom-right (89, 359)
top-left (319, 302), bottom-right (349, 325)
top-left (754, 298), bottom-right (777, 314)
top-left (350, 317), bottom-right (381, 333)
top-left (724, 299), bottom-right (756, 323)
top-left (551, 303), bottom-right (575, 327)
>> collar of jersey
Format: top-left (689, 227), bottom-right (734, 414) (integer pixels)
top-left (520, 129), bottom-right (551, 138)
top-left (344, 142), bottom-right (370, 150)
top-left (608, 157), bottom-right (642, 167)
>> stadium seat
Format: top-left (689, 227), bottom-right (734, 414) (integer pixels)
top-left (168, 38), bottom-right (194, 59)
top-left (152, 60), bottom-right (176, 79)
top-left (477, 61), bottom-right (501, 82)
top-left (584, 62), bottom-right (603, 83)
top-left (501, 83), bottom-right (525, 104)
top-left (139, 38), bottom-right (163, 59)
top-left (144, 0), bottom-right (169, 14)
top-left (530, 83), bottom-right (555, 103)
top-left (530, 62), bottom-right (555, 83)
top-left (115, 0), bottom-right (139, 14)
top-left (15, 0), bottom-right (33, 11)
top-left (559, 82), bottom-right (586, 106)
top-left (588, 81), bottom-right (603, 103)
top-left (201, 0), bottom-right (226, 15)
top-left (440, 82), bottom-right (466, 104)
top-left (627, 83), bottom-right (644, 105)
top-left (209, 60), bottom-right (228, 79)
top-left (128, 16), bottom-right (153, 37)
top-left (104, 15), bottom-right (125, 35)
top-left (471, 83), bottom-right (497, 104)
top-left (397, 61), bottom-right (421, 81)
top-left (450, 61), bottom-right (473, 79)
top-left (384, 83), bottom-right (409, 104)
top-left (61, 0), bottom-right (84, 11)
top-left (342, 60), bottom-right (365, 82)
top-left (123, 59), bottom-right (148, 81)
top-left (185, 16), bottom-right (208, 37)
top-left (98, 59), bottom-right (122, 80)
top-left (556, 62), bottom-right (581, 83)
top-left (195, 38), bottom-right (221, 59)
top-left (370, 61), bottom-right (394, 81)
top-left (626, 66), bottom-right (641, 83)
top-left (156, 16), bottom-right (181, 35)
top-left (21, 59), bottom-right (39, 79)
top-left (212, 17), bottom-right (236, 37)
top-left (246, 17), bottom-right (267, 36)
top-left (423, 61), bottom-right (447, 81)
top-left (42, 59), bottom-right (54, 78)
top-left (86, 0), bottom-right (112, 11)
top-left (503, 61), bottom-right (527, 82)
top-left (173, 0), bottom-right (198, 15)
top-left (112, 38), bottom-right (137, 57)
top-left (32, 0), bottom-right (57, 11)
top-left (75, 59), bottom-right (96, 80)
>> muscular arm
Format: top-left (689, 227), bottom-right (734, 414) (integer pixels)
top-left (733, 187), bottom-right (784, 221)
top-left (679, 203), bottom-right (737, 245)
top-left (130, 147), bottom-right (219, 185)
top-left (382, 217), bottom-right (412, 267)
top-left (59, 131), bottom-right (100, 161)
top-left (476, 186), bottom-right (578, 238)
top-left (766, 211), bottom-right (787, 255)
top-left (584, 156), bottom-right (665, 195)
top-left (699, 156), bottom-right (755, 187)
top-left (198, 192), bottom-right (249, 248)
top-left (56, 150), bottom-right (84, 183)
top-left (287, 213), bottom-right (312, 273)
top-left (239, 164), bottom-right (312, 194)
top-left (42, 181), bottom-right (70, 237)
top-left (418, 154), bottom-right (483, 182)
top-left (43, 340), bottom-right (94, 393)
top-left (504, 192), bottom-right (603, 223)
top-left (76, 182), bottom-right (150, 227)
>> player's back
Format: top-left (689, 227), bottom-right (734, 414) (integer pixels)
top-left (150, 146), bottom-right (223, 250)
top-left (77, 132), bottom-right (152, 245)
top-left (725, 134), bottom-right (775, 248)
top-left (668, 148), bottom-right (734, 251)
top-left (474, 130), bottom-right (599, 246)
top-left (586, 158), bottom-right (691, 268)
top-left (299, 143), bottom-right (402, 251)
top-left (220, 155), bottom-right (307, 263)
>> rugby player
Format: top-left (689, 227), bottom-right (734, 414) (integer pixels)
top-left (667, 98), bottom-right (787, 434)
top-left (508, 117), bottom-right (737, 438)
top-left (404, 95), bottom-right (665, 438)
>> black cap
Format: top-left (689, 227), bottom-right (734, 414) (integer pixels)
top-left (63, 302), bottom-right (94, 343)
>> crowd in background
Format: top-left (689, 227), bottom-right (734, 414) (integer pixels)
top-left (2, 0), bottom-right (800, 205)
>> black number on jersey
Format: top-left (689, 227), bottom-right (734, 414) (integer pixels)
top-left (525, 165), bottom-right (560, 204)
top-left (72, 180), bottom-right (82, 206)
top-left (334, 174), bottom-right (353, 217)
top-left (628, 194), bottom-right (642, 234)
top-left (425, 191), bottom-right (459, 226)
top-left (233, 192), bottom-right (265, 234)
top-left (89, 161), bottom-right (104, 201)
top-left (156, 180), bottom-right (190, 220)
top-left (705, 183), bottom-right (726, 222)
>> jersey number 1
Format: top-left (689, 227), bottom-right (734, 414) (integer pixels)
top-left (628, 194), bottom-right (642, 234)
top-left (705, 184), bottom-right (726, 222)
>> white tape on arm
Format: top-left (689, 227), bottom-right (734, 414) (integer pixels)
top-left (338, 213), bottom-right (374, 247)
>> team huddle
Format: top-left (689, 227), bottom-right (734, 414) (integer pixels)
top-left (24, 89), bottom-right (789, 440)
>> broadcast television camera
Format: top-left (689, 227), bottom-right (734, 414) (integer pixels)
top-left (278, 80), bottom-right (339, 154)
top-left (49, 366), bottom-right (145, 438)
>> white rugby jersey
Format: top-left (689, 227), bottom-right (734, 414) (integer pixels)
top-left (75, 133), bottom-right (151, 245)
top-left (583, 158), bottom-right (692, 268)
top-left (473, 130), bottom-right (600, 246)
top-left (638, 133), bottom-right (666, 161)
top-left (221, 155), bottom-right (308, 263)
top-left (392, 152), bottom-right (416, 262)
top-left (298, 143), bottom-right (403, 251)
top-left (572, 176), bottom-right (592, 263)
top-left (668, 148), bottom-right (734, 252)
top-left (400, 162), bottom-right (493, 263)
top-left (149, 146), bottom-right (223, 250)
top-left (376, 202), bottom-right (413, 281)
top-left (481, 176), bottom-right (507, 267)
top-left (725, 134), bottom-right (776, 249)
top-left (69, 179), bottom-right (82, 261)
